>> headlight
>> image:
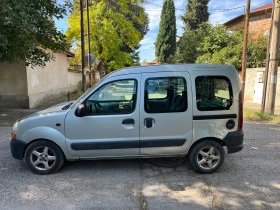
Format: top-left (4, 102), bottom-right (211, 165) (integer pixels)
top-left (11, 131), bottom-right (16, 140)
top-left (11, 123), bottom-right (17, 140)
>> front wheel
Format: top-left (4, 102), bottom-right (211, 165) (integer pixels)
top-left (188, 140), bottom-right (225, 174)
top-left (25, 140), bottom-right (65, 175)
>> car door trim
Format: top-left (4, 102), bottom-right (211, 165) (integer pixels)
top-left (193, 114), bottom-right (237, 120)
top-left (71, 139), bottom-right (186, 150)
top-left (140, 139), bottom-right (186, 148)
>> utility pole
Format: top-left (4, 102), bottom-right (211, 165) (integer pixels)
top-left (240, 0), bottom-right (251, 100)
top-left (261, 2), bottom-right (274, 112)
top-left (86, 0), bottom-right (93, 87)
top-left (80, 0), bottom-right (86, 92)
top-left (265, 0), bottom-right (280, 115)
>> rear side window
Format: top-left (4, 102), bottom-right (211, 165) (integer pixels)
top-left (145, 77), bottom-right (187, 113)
top-left (195, 76), bottom-right (233, 111)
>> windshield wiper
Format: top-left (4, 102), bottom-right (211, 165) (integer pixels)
top-left (62, 103), bottom-right (73, 110)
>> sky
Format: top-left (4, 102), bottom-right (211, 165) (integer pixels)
top-left (55, 0), bottom-right (272, 63)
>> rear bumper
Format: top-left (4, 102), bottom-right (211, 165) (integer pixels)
top-left (10, 139), bottom-right (27, 160)
top-left (223, 131), bottom-right (244, 154)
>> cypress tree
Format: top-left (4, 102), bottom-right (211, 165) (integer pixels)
top-left (181, 0), bottom-right (210, 30)
top-left (155, 0), bottom-right (176, 63)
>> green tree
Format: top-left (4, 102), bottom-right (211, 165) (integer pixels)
top-left (247, 36), bottom-right (268, 68)
top-left (67, 0), bottom-right (148, 74)
top-left (196, 25), bottom-right (268, 69)
top-left (173, 23), bottom-right (210, 63)
top-left (0, 0), bottom-right (70, 67)
top-left (182, 0), bottom-right (210, 30)
top-left (155, 0), bottom-right (176, 63)
top-left (129, 45), bottom-right (141, 66)
top-left (196, 25), bottom-right (243, 68)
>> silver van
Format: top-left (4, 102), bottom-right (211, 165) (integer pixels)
top-left (10, 64), bottom-right (244, 174)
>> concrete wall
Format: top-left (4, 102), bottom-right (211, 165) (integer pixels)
top-left (68, 70), bottom-right (84, 87)
top-left (0, 62), bottom-right (29, 108)
top-left (26, 51), bottom-right (81, 108)
top-left (245, 67), bottom-right (280, 106)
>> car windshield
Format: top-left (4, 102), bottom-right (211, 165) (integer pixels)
top-left (69, 75), bottom-right (108, 109)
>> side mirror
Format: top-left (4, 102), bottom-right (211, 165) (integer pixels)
top-left (75, 104), bottom-right (85, 117)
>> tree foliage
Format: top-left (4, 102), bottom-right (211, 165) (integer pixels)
top-left (247, 36), bottom-right (268, 68)
top-left (196, 25), bottom-right (268, 69)
top-left (129, 45), bottom-right (141, 66)
top-left (174, 24), bottom-right (268, 69)
top-left (155, 0), bottom-right (176, 63)
top-left (182, 0), bottom-right (210, 30)
top-left (173, 23), bottom-right (210, 63)
top-left (66, 0), bottom-right (148, 72)
top-left (196, 25), bottom-right (243, 69)
top-left (0, 0), bottom-right (70, 67)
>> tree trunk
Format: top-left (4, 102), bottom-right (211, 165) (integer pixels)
top-left (93, 58), bottom-right (108, 84)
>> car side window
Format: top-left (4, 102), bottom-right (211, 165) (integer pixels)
top-left (195, 76), bottom-right (233, 111)
top-left (145, 77), bottom-right (187, 113)
top-left (84, 79), bottom-right (137, 115)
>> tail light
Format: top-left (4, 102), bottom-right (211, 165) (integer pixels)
top-left (238, 91), bottom-right (243, 131)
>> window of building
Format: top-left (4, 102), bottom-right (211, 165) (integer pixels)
top-left (145, 77), bottom-right (187, 113)
top-left (195, 76), bottom-right (233, 111)
top-left (84, 79), bottom-right (137, 115)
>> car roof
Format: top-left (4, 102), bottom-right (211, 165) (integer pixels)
top-left (104, 64), bottom-right (235, 80)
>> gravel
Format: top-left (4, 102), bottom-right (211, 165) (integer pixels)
top-left (0, 122), bottom-right (279, 209)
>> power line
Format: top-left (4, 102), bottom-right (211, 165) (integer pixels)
top-left (144, 1), bottom-right (184, 11)
top-left (210, 6), bottom-right (245, 14)
top-left (144, 1), bottom-right (245, 14)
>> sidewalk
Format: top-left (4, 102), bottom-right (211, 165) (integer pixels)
top-left (0, 93), bottom-right (77, 126)
top-left (244, 101), bottom-right (280, 115)
top-left (0, 108), bottom-right (39, 126)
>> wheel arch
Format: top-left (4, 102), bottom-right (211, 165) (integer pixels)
top-left (20, 126), bottom-right (72, 159)
top-left (188, 137), bottom-right (226, 154)
top-left (23, 138), bottom-right (66, 160)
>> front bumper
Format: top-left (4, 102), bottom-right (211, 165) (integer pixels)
top-left (10, 139), bottom-right (27, 160)
top-left (223, 131), bottom-right (244, 154)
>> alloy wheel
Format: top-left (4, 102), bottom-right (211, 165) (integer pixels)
top-left (196, 146), bottom-right (220, 170)
top-left (30, 146), bottom-right (56, 171)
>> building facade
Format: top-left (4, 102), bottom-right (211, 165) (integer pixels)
top-left (224, 3), bottom-right (272, 39)
top-left (0, 50), bottom-right (86, 108)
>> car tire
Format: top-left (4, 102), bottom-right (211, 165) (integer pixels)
top-left (188, 140), bottom-right (225, 174)
top-left (25, 140), bottom-right (65, 175)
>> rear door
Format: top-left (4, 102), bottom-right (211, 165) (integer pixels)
top-left (192, 71), bottom-right (239, 141)
top-left (139, 72), bottom-right (193, 156)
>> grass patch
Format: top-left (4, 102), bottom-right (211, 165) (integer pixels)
top-left (244, 108), bottom-right (280, 123)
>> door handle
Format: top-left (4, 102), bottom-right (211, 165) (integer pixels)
top-left (122, 118), bottom-right (135, 125)
top-left (144, 118), bottom-right (155, 128)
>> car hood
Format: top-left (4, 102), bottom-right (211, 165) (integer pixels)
top-left (38, 101), bottom-right (74, 114)
top-left (17, 101), bottom-right (73, 122)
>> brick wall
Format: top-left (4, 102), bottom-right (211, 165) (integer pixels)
top-left (225, 13), bottom-right (271, 38)
top-left (249, 13), bottom-right (271, 38)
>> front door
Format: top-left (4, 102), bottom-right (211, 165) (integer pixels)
top-left (65, 74), bottom-right (140, 158)
top-left (140, 72), bottom-right (193, 155)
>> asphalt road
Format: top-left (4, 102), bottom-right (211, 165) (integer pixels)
top-left (0, 122), bottom-right (279, 210)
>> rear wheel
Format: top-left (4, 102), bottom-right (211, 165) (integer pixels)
top-left (188, 140), bottom-right (225, 173)
top-left (25, 140), bottom-right (64, 175)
